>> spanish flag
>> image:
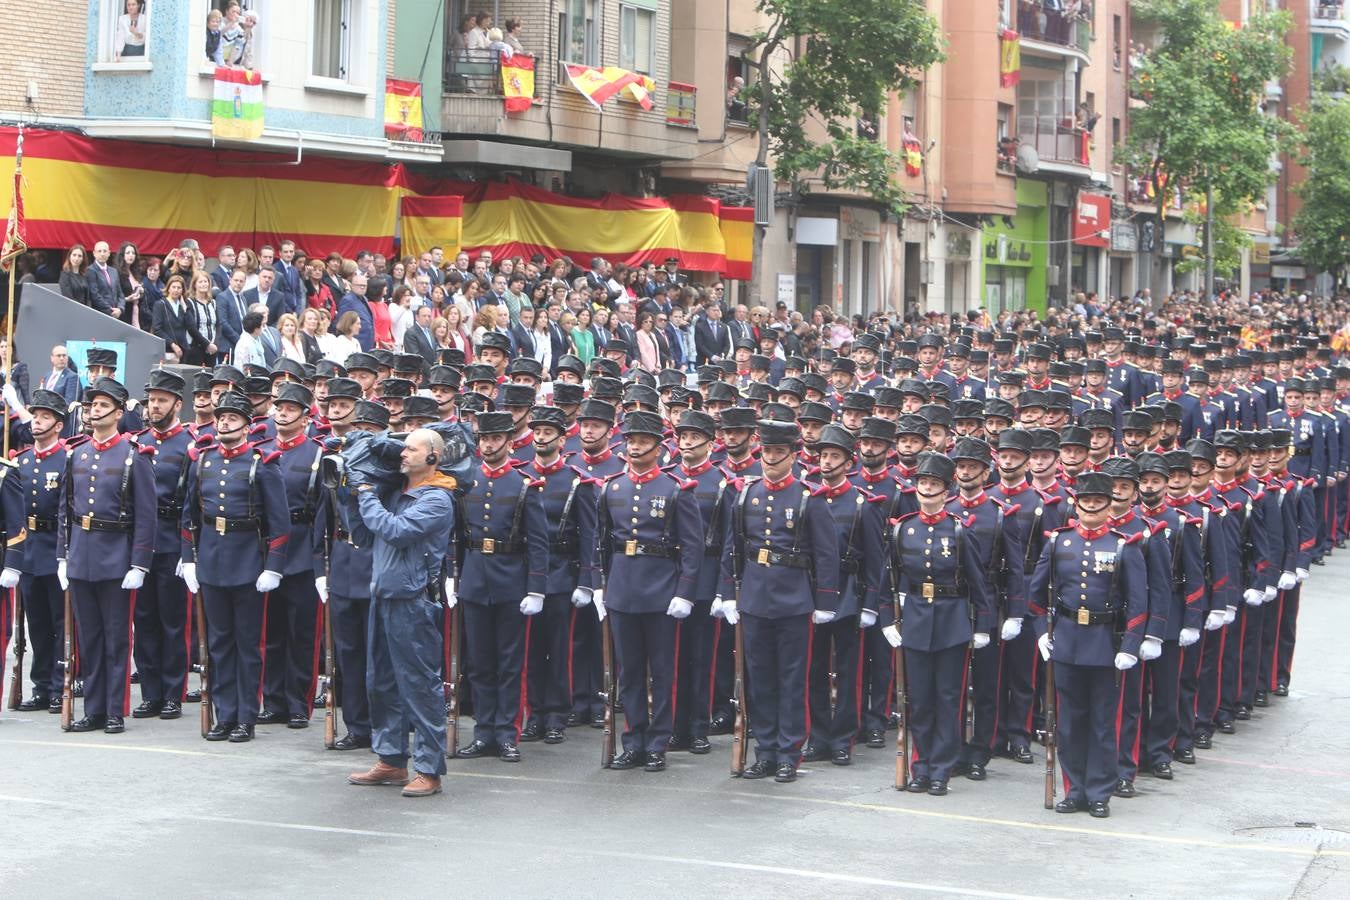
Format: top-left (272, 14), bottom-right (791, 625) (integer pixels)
top-left (501, 55), bottom-right (535, 114)
top-left (384, 78), bottom-right (424, 141)
top-left (212, 67), bottom-right (264, 140)
top-left (401, 196), bottom-right (463, 258)
top-left (563, 64), bottom-right (656, 111)
top-left (999, 30), bottom-right (1020, 88)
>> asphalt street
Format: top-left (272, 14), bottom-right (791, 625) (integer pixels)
top-left (3, 562), bottom-right (1350, 899)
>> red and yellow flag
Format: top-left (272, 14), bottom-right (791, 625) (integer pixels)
top-left (999, 30), bottom-right (1021, 88)
top-left (563, 64), bottom-right (656, 111)
top-left (501, 55), bottom-right (535, 114)
top-left (400, 195), bottom-right (462, 258)
top-left (0, 128), bottom-right (24, 273)
top-left (384, 79), bottom-right (424, 141)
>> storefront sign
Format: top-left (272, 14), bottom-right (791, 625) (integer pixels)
top-left (1072, 192), bottom-right (1111, 247)
top-left (1110, 222), bottom-right (1137, 253)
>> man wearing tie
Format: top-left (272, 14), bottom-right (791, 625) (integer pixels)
top-left (251, 303), bottom-right (284, 366)
top-left (212, 246), bottom-right (236, 294)
top-left (86, 241), bottom-right (125, 318)
top-left (545, 302), bottom-right (568, 379)
top-left (273, 240), bottom-right (303, 314)
top-left (244, 267), bottom-right (283, 326)
top-left (215, 268), bottom-right (250, 360)
top-left (41, 345), bottom-right (80, 405)
top-left (695, 302), bottom-right (731, 364)
top-left (403, 304), bottom-right (439, 366)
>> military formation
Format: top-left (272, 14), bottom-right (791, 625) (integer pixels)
top-left (0, 314), bottom-right (1338, 818)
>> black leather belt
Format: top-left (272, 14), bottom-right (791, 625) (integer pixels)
top-left (335, 527), bottom-right (350, 542)
top-left (290, 510), bottom-right (314, 524)
top-left (206, 516), bottom-right (260, 535)
top-left (1055, 602), bottom-right (1117, 626)
top-left (840, 558), bottom-right (860, 575)
top-left (611, 539), bottom-right (673, 558)
top-left (157, 504), bottom-right (182, 521)
top-left (26, 516), bottom-right (56, 532)
top-left (78, 515), bottom-right (131, 533)
top-left (749, 547), bottom-right (812, 570)
top-left (1293, 448), bottom-right (1312, 457)
top-left (914, 582), bottom-right (962, 600)
top-left (470, 537), bottom-right (522, 555)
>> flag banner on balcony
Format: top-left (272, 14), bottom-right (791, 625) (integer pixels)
top-left (903, 133), bottom-right (923, 177)
top-left (384, 79), bottom-right (424, 141)
top-left (717, 206), bottom-right (753, 280)
top-left (999, 30), bottom-right (1020, 88)
top-left (212, 67), bottom-right (264, 140)
top-left (563, 64), bottom-right (657, 111)
top-left (501, 55), bottom-right (535, 114)
top-left (400, 196), bottom-right (463, 257)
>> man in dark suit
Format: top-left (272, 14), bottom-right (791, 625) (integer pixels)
top-left (336, 273), bottom-right (375, 352)
top-left (211, 245), bottom-right (236, 295)
top-left (507, 306), bottom-right (536, 360)
top-left (86, 241), bottom-right (125, 318)
top-left (694, 303), bottom-right (731, 364)
top-left (251, 304), bottom-right (284, 366)
top-left (545, 303), bottom-right (569, 378)
top-left (726, 304), bottom-right (753, 347)
top-left (215, 268), bottom-right (249, 360)
top-left (39, 345), bottom-right (81, 405)
top-left (273, 241), bottom-right (303, 315)
top-left (403, 304), bottom-right (439, 366)
top-left (244, 268), bottom-right (286, 327)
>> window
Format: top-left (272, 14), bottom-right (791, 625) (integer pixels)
top-left (560, 0), bottom-right (599, 66)
top-left (95, 0), bottom-right (153, 69)
top-left (206, 0), bottom-right (269, 72)
top-left (312, 0), bottom-right (352, 80)
top-left (1112, 15), bottom-right (1122, 69)
top-left (619, 4), bottom-right (655, 75)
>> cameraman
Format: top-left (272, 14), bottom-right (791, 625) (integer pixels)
top-left (346, 429), bottom-right (457, 798)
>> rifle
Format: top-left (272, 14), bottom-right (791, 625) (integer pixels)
top-left (889, 521), bottom-right (908, 790)
top-left (729, 484), bottom-right (750, 776)
top-left (194, 591), bottom-right (213, 737)
top-left (7, 585), bottom-right (23, 709)
top-left (59, 589), bottom-right (73, 731)
top-left (322, 603), bottom-right (336, 749)
top-left (1043, 539), bottom-right (1057, 809)
top-left (599, 576), bottom-right (616, 768)
top-left (444, 588), bottom-right (462, 755)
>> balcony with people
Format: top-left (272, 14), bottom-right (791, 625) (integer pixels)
top-left (1015, 65), bottom-right (1093, 176)
top-left (1017, 0), bottom-right (1093, 64)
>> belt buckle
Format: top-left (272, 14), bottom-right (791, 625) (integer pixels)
top-left (1077, 607), bottom-right (1091, 626)
top-left (756, 548), bottom-right (770, 566)
top-left (26, 515), bottom-right (36, 531)
top-left (625, 539), bottom-right (638, 557)
top-left (922, 583), bottom-right (935, 601)
top-left (215, 516), bottom-right (227, 536)
top-left (481, 538), bottom-right (495, 555)
top-left (80, 514), bottom-right (92, 531)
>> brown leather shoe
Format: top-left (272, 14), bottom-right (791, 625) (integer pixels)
top-left (348, 761), bottom-right (409, 786)
top-left (402, 773), bottom-right (443, 797)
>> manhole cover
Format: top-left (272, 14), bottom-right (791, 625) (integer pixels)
top-left (1236, 824), bottom-right (1350, 846)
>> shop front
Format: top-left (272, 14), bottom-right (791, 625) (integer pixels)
top-left (979, 180), bottom-right (1049, 315)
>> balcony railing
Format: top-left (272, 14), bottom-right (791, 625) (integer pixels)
top-left (1017, 114), bottom-right (1089, 166)
top-left (1313, 1), bottom-right (1346, 22)
top-left (1017, 2), bottom-right (1093, 54)
top-left (443, 48), bottom-right (539, 98)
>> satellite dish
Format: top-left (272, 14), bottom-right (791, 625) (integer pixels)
top-left (1016, 144), bottom-right (1040, 174)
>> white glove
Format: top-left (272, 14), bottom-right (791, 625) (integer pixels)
top-left (1179, 627), bottom-right (1201, 647)
top-left (315, 576), bottom-right (328, 604)
top-left (1223, 605), bottom-right (1237, 626)
top-left (120, 568), bottom-right (145, 591)
top-left (255, 570), bottom-right (282, 593)
top-left (1037, 632), bottom-right (1053, 661)
top-left (0, 567), bottom-right (19, 589)
top-left (1204, 609), bottom-right (1226, 631)
top-left (859, 609), bottom-right (877, 629)
top-left (444, 577), bottom-right (458, 609)
top-left (1278, 571), bottom-right (1297, 591)
top-left (721, 599), bottom-right (739, 626)
top-left (180, 561), bottom-right (199, 594)
top-left (972, 632), bottom-right (990, 650)
top-left (594, 589), bottom-right (607, 622)
top-left (571, 586), bottom-right (593, 608)
top-left (1296, 567), bottom-right (1310, 583)
top-left (57, 559), bottom-right (69, 591)
top-left (520, 592), bottom-right (544, 616)
top-left (1140, 636), bottom-right (1162, 661)
top-left (1114, 652), bottom-right (1138, 671)
top-left (1263, 585), bottom-right (1276, 603)
top-left (1001, 617), bottom-right (1023, 641)
top-left (881, 623), bottom-right (902, 648)
top-left (812, 609), bottom-right (836, 625)
top-left (666, 596), bottom-right (693, 619)
top-left (710, 595), bottom-right (725, 619)
top-left (1243, 588), bottom-right (1263, 607)
top-left (175, 559), bottom-right (183, 578)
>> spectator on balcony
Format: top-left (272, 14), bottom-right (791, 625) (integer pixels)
top-left (389, 284), bottom-right (415, 348)
top-left (503, 18), bottom-right (528, 55)
top-left (450, 14), bottom-right (476, 58)
top-left (206, 8), bottom-right (223, 63)
top-left (473, 11), bottom-right (494, 50)
top-left (487, 28), bottom-right (514, 59)
top-left (727, 76), bottom-right (747, 122)
top-left (236, 11), bottom-right (258, 70)
top-left (115, 0), bottom-right (147, 61)
top-left (215, 1), bottom-right (244, 66)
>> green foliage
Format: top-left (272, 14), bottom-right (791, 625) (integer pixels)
top-left (743, 0), bottom-right (944, 215)
top-left (1119, 0), bottom-right (1292, 215)
top-left (1293, 92), bottom-right (1350, 274)
top-left (1176, 195), bottom-right (1250, 278)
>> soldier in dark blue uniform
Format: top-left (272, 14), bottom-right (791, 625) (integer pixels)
top-left (255, 383), bottom-right (326, 729)
top-left (717, 407), bottom-right (761, 478)
top-left (714, 419), bottom-right (840, 783)
top-left (520, 406), bottom-right (590, 745)
top-left (180, 391), bottom-right (291, 742)
top-left (668, 410), bottom-right (727, 755)
top-left (188, 371), bottom-right (217, 441)
top-left (451, 411), bottom-right (549, 762)
top-left (57, 378), bottom-right (156, 734)
top-left (884, 452), bottom-right (992, 795)
top-left (1029, 472), bottom-right (1149, 818)
top-left (801, 425), bottom-right (885, 767)
top-left (130, 370), bottom-right (195, 721)
top-left (592, 410), bottom-right (703, 771)
top-left (13, 390), bottom-right (68, 713)
top-left (61, 348), bottom-right (144, 438)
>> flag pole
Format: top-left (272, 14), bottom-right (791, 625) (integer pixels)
top-left (2, 125), bottom-right (24, 460)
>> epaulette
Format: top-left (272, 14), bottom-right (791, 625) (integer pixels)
top-left (899, 485), bottom-right (917, 495)
top-left (1118, 530), bottom-right (1145, 545)
top-left (1003, 502), bottom-right (1022, 517)
top-left (602, 471), bottom-right (625, 482)
top-left (1046, 524), bottom-right (1074, 539)
top-left (678, 478), bottom-right (696, 491)
top-left (66, 435), bottom-right (90, 449)
top-left (195, 434), bottom-right (216, 447)
top-left (187, 445), bottom-right (201, 462)
top-left (1228, 500), bottom-right (1244, 512)
top-left (891, 510), bottom-right (921, 526)
top-left (1148, 519), bottom-right (1166, 535)
top-left (1185, 515), bottom-right (1203, 526)
top-left (258, 449), bottom-right (282, 465)
top-left (137, 444), bottom-right (156, 456)
top-left (248, 422), bottom-right (268, 436)
top-left (866, 493), bottom-right (887, 504)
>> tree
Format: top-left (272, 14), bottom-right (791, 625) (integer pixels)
top-left (1293, 92), bottom-right (1350, 279)
top-left (1175, 194), bottom-right (1250, 281)
top-left (1119, 0), bottom-right (1292, 300)
top-left (742, 0), bottom-right (945, 304)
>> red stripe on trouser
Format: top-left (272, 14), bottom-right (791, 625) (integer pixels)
top-left (305, 602), bottom-right (323, 718)
top-left (566, 608), bottom-right (577, 704)
top-left (798, 618), bottom-right (814, 763)
top-left (1131, 661), bottom-right (1145, 763)
top-left (850, 630), bottom-right (865, 750)
top-left (707, 619), bottom-right (720, 721)
top-left (1025, 648), bottom-right (1040, 737)
top-left (123, 590), bottom-right (137, 716)
top-left (1235, 603), bottom-right (1248, 700)
top-left (1113, 666), bottom-right (1126, 752)
top-left (987, 639), bottom-right (1005, 750)
top-left (513, 616), bottom-right (532, 742)
top-left (181, 592), bottom-right (193, 702)
top-left (1269, 592), bottom-right (1284, 691)
top-left (256, 592), bottom-right (270, 712)
top-left (1209, 625), bottom-right (1226, 723)
top-left (957, 647), bottom-right (971, 740)
top-left (670, 620), bottom-right (681, 727)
